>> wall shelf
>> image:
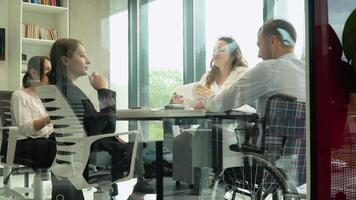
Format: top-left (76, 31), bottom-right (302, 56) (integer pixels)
top-left (22, 2), bottom-right (67, 15)
top-left (7, 0), bottom-right (69, 90)
top-left (22, 37), bottom-right (55, 46)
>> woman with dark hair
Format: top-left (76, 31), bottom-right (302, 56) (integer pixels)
top-left (12, 56), bottom-right (53, 138)
top-left (49, 38), bottom-right (153, 198)
top-left (10, 56), bottom-right (56, 169)
top-left (169, 37), bottom-right (252, 186)
top-left (205, 37), bottom-right (248, 88)
top-left (172, 36), bottom-right (249, 107)
top-left (194, 36), bottom-right (249, 102)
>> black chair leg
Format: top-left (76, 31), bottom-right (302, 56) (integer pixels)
top-left (24, 172), bottom-right (29, 196)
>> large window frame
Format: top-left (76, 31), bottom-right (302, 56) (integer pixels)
top-left (128, 0), bottom-right (206, 111)
top-left (127, 0), bottom-right (295, 109)
top-left (124, 0), bottom-right (310, 198)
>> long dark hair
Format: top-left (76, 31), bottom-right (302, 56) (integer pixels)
top-left (22, 56), bottom-right (50, 88)
top-left (48, 38), bottom-right (82, 85)
top-left (206, 36), bottom-right (248, 88)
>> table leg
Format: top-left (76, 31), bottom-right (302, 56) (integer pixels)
top-left (212, 118), bottom-right (223, 174)
top-left (155, 141), bottom-right (163, 200)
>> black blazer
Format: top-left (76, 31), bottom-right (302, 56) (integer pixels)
top-left (56, 76), bottom-right (116, 136)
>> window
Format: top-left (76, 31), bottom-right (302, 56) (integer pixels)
top-left (145, 0), bottom-right (183, 108)
top-left (110, 1), bottom-right (129, 132)
top-left (205, 1), bottom-right (263, 69)
top-left (274, 0), bottom-right (305, 59)
top-left (140, 0), bottom-right (183, 140)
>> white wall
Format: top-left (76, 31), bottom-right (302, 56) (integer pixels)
top-left (69, 0), bottom-right (110, 108)
top-left (0, 0), bottom-right (8, 90)
top-left (0, 0), bottom-right (111, 95)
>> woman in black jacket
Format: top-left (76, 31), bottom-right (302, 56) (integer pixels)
top-left (49, 38), bottom-right (153, 198)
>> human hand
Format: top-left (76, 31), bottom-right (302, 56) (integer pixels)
top-left (194, 85), bottom-right (213, 100)
top-left (193, 100), bottom-right (206, 110)
top-left (88, 72), bottom-right (109, 90)
top-left (41, 74), bottom-right (49, 85)
top-left (170, 93), bottom-right (184, 104)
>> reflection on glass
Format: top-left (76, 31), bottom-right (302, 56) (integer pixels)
top-left (327, 1), bottom-right (356, 199)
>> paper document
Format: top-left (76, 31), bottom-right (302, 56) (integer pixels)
top-left (175, 82), bottom-right (199, 100)
top-left (233, 104), bottom-right (256, 113)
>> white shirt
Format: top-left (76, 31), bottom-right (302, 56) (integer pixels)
top-left (205, 53), bottom-right (306, 115)
top-left (199, 66), bottom-right (249, 95)
top-left (11, 89), bottom-right (53, 138)
top-left (183, 66), bottom-right (248, 109)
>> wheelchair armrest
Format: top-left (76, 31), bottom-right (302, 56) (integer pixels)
top-left (229, 143), bottom-right (262, 154)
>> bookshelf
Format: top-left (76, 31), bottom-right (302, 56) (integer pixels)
top-left (8, 0), bottom-right (69, 90)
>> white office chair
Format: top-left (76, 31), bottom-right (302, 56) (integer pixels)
top-left (0, 90), bottom-right (36, 199)
top-left (36, 85), bottom-right (140, 200)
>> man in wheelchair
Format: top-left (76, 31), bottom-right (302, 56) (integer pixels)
top-left (197, 19), bottom-right (306, 199)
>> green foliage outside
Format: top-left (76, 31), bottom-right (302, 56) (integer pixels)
top-left (111, 69), bottom-right (182, 141)
top-left (148, 69), bottom-right (183, 108)
top-left (148, 69), bottom-right (183, 140)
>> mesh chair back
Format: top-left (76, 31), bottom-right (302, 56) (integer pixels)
top-left (36, 85), bottom-right (87, 181)
top-left (262, 94), bottom-right (306, 186)
top-left (0, 91), bottom-right (13, 158)
top-left (37, 85), bottom-right (140, 190)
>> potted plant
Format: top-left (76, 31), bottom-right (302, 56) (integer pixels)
top-left (342, 8), bottom-right (356, 71)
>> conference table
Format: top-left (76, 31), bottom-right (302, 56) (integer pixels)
top-left (116, 108), bottom-right (258, 199)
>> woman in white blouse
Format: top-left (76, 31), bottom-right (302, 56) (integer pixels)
top-left (196, 36), bottom-right (248, 99)
top-left (172, 36), bottom-right (249, 107)
top-left (10, 56), bottom-right (56, 168)
top-left (11, 56), bottom-right (53, 139)
top-left (170, 37), bottom-right (251, 179)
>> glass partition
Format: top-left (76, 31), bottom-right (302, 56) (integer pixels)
top-left (2, 0), bottom-right (312, 199)
top-left (311, 0), bottom-right (356, 199)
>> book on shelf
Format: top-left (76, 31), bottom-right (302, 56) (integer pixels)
top-left (24, 0), bottom-right (63, 7)
top-left (23, 24), bottom-right (59, 41)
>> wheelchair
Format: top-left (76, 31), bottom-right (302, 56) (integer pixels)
top-left (211, 94), bottom-right (307, 200)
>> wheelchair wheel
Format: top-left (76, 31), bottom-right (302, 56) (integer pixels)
top-left (211, 152), bottom-right (301, 200)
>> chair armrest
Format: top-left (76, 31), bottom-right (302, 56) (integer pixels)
top-left (52, 130), bottom-right (141, 186)
top-left (0, 126), bottom-right (19, 131)
top-left (82, 130), bottom-right (140, 145)
top-left (0, 126), bottom-right (22, 165)
top-left (0, 126), bottom-right (18, 151)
